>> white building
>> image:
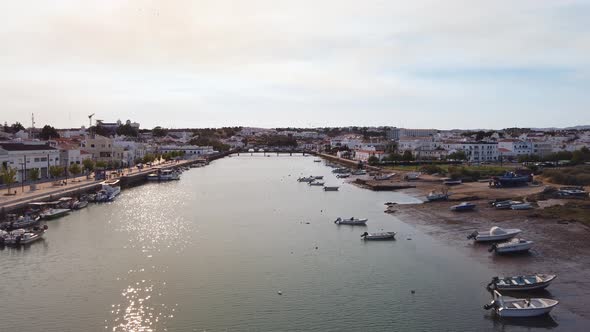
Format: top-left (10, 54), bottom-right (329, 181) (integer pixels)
top-left (159, 145), bottom-right (216, 157)
top-left (0, 142), bottom-right (61, 182)
top-left (330, 137), bottom-right (363, 149)
top-left (497, 140), bottom-right (532, 157)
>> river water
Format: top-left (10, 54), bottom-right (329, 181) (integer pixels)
top-left (0, 155), bottom-right (576, 331)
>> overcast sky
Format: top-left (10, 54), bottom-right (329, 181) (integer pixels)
top-left (1, 0), bottom-right (589, 129)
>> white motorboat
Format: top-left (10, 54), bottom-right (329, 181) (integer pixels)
top-left (101, 180), bottom-right (121, 201)
top-left (484, 290), bottom-right (558, 317)
top-left (159, 169), bottom-right (180, 181)
top-left (40, 208), bottom-right (71, 220)
top-left (147, 173), bottom-right (160, 181)
top-left (361, 231), bottom-right (395, 240)
top-left (511, 203), bottom-right (533, 210)
top-left (0, 226), bottom-right (47, 246)
top-left (309, 181), bottom-right (325, 186)
top-left (405, 172), bottom-right (422, 180)
top-left (374, 173), bottom-right (395, 181)
top-left (467, 226), bottom-right (522, 242)
top-left (487, 274), bottom-right (556, 291)
top-left (335, 217), bottom-right (367, 225)
top-left (323, 186), bottom-right (339, 191)
top-left (489, 238), bottom-right (533, 254)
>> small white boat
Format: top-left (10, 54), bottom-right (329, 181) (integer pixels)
top-left (309, 181), bottom-right (325, 186)
top-left (40, 208), bottom-right (71, 220)
top-left (511, 202), bottom-right (533, 210)
top-left (484, 290), bottom-right (558, 317)
top-left (147, 173), bottom-right (160, 181)
top-left (374, 173), bottom-right (395, 181)
top-left (405, 172), bottom-right (422, 180)
top-left (443, 179), bottom-right (462, 185)
top-left (489, 238), bottom-right (533, 254)
top-left (467, 226), bottom-right (522, 242)
top-left (361, 231), bottom-right (395, 240)
top-left (324, 186), bottom-right (339, 191)
top-left (334, 217), bottom-right (367, 225)
top-left (159, 169), bottom-right (180, 181)
top-left (0, 226), bottom-right (47, 246)
top-left (487, 274), bottom-right (556, 291)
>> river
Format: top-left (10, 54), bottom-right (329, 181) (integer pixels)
top-left (0, 155), bottom-right (572, 331)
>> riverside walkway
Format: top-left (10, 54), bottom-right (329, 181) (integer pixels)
top-left (0, 159), bottom-right (193, 213)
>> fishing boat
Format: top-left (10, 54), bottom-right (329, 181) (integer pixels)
top-left (334, 217), bottom-right (367, 225)
top-left (450, 202), bottom-right (476, 212)
top-left (487, 274), bottom-right (556, 291)
top-left (361, 231), bottom-right (395, 240)
top-left (332, 168), bottom-right (350, 174)
top-left (484, 290), bottom-right (558, 317)
top-left (374, 173), bottom-right (395, 181)
top-left (405, 172), bottom-right (422, 180)
top-left (443, 179), bottom-right (462, 186)
top-left (323, 186), bottom-right (339, 191)
top-left (557, 186), bottom-right (588, 198)
top-left (511, 202), bottom-right (533, 210)
top-left (100, 180), bottom-right (121, 201)
top-left (467, 226), bottom-right (522, 242)
top-left (72, 199), bottom-right (89, 210)
top-left (336, 174), bottom-right (350, 179)
top-left (0, 225), bottom-right (48, 246)
top-left (309, 181), bottom-right (325, 186)
top-left (297, 176), bottom-right (315, 182)
top-left (493, 200), bottom-right (523, 210)
top-left (426, 191), bottom-right (450, 202)
top-left (491, 172), bottom-right (530, 187)
top-left (489, 238), bottom-right (534, 254)
top-left (1, 214), bottom-right (40, 231)
top-left (40, 207), bottom-right (71, 220)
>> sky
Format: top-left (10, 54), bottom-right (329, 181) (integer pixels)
top-left (0, 0), bottom-right (589, 130)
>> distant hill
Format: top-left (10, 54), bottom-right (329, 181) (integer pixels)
top-left (531, 125), bottom-right (590, 131)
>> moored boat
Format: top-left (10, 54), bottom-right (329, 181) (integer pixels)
top-left (489, 238), bottom-right (533, 254)
top-left (323, 186), bottom-right (339, 191)
top-left (484, 290), bottom-right (558, 317)
top-left (405, 172), bottom-right (422, 180)
top-left (313, 176), bottom-right (324, 180)
top-left (336, 174), bottom-right (350, 179)
top-left (0, 225), bottom-right (48, 246)
top-left (309, 181), bottom-right (325, 186)
top-left (443, 179), bottom-right (462, 185)
top-left (511, 202), bottom-right (533, 210)
top-left (467, 226), bottom-right (522, 242)
top-left (40, 208), bottom-right (71, 220)
top-left (313, 159), bottom-right (322, 162)
top-left (450, 202), bottom-right (476, 211)
top-left (334, 217), bottom-right (367, 225)
top-left (426, 191), bottom-right (450, 202)
top-left (361, 231), bottom-right (395, 240)
top-left (374, 173), bottom-right (395, 181)
top-left (297, 176), bottom-right (315, 182)
top-left (487, 274), bottom-right (556, 291)
top-left (352, 170), bottom-right (367, 176)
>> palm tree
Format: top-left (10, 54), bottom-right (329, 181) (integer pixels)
top-left (1, 165), bottom-right (17, 195)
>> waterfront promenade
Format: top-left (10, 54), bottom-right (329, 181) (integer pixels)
top-left (0, 159), bottom-right (193, 213)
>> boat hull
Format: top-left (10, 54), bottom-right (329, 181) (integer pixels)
top-left (497, 306), bottom-right (556, 317)
top-left (494, 244), bottom-right (533, 254)
top-left (474, 233), bottom-right (520, 242)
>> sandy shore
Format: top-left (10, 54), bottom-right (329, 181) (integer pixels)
top-left (376, 176), bottom-right (590, 321)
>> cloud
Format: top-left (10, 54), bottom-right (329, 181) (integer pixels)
top-left (0, 0), bottom-right (589, 128)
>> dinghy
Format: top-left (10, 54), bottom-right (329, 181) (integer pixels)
top-left (309, 181), bottom-right (325, 186)
top-left (487, 274), bottom-right (556, 291)
top-left (467, 226), bottom-right (522, 242)
top-left (334, 217), bottom-right (367, 225)
top-left (324, 186), bottom-right (339, 191)
top-left (484, 290), bottom-right (558, 317)
top-left (450, 202), bottom-right (476, 211)
top-left (489, 238), bottom-right (533, 254)
top-left (361, 231), bottom-right (396, 240)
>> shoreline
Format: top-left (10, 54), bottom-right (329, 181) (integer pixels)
top-left (317, 154), bottom-right (590, 320)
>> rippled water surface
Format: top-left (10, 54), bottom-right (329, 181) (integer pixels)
top-left (0, 155), bottom-right (577, 331)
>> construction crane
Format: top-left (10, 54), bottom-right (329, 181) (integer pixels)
top-left (88, 113), bottom-right (95, 127)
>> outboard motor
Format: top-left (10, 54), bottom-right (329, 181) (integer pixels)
top-left (488, 244), bottom-right (497, 253)
top-left (486, 277), bottom-right (500, 290)
top-left (467, 231), bottom-right (478, 240)
top-left (483, 301), bottom-right (498, 310)
top-left (361, 232), bottom-right (368, 238)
